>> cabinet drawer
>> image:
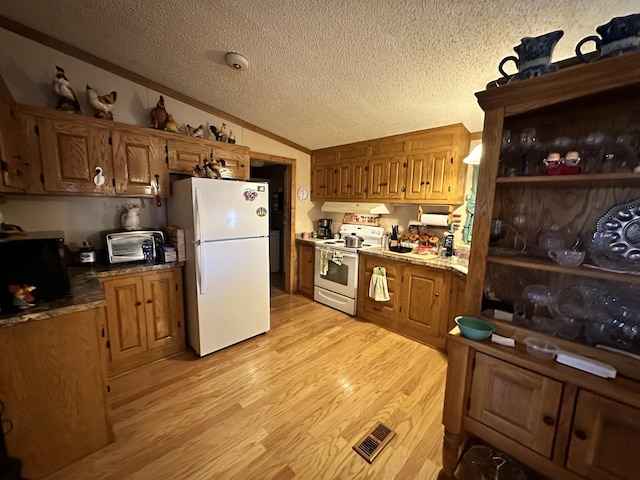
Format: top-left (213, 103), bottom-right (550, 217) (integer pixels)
top-left (567, 390), bottom-right (640, 480)
top-left (468, 353), bottom-right (562, 458)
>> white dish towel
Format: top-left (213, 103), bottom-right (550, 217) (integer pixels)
top-left (369, 266), bottom-right (390, 302)
top-left (320, 249), bottom-right (330, 276)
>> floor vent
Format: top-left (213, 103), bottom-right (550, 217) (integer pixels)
top-left (353, 422), bottom-right (396, 463)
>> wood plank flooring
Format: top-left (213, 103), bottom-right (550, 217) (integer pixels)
top-left (45, 293), bottom-right (448, 480)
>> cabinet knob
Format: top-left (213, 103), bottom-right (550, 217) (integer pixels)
top-left (574, 429), bottom-right (588, 440)
top-left (146, 299), bottom-right (153, 304)
top-left (543, 415), bottom-right (555, 426)
top-left (434, 292), bottom-right (439, 297)
top-left (135, 301), bottom-right (142, 306)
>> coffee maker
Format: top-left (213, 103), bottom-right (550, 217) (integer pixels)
top-left (317, 219), bottom-right (332, 239)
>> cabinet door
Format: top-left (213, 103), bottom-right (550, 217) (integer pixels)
top-left (167, 138), bottom-right (211, 174)
top-left (405, 150), bottom-right (451, 201)
top-left (335, 158), bottom-right (368, 199)
top-left (103, 276), bottom-right (147, 362)
top-left (142, 270), bottom-right (183, 350)
top-left (0, 96), bottom-right (27, 192)
top-left (357, 254), bottom-right (402, 326)
top-left (39, 117), bottom-right (114, 194)
top-left (367, 156), bottom-right (405, 199)
top-left (212, 143), bottom-right (249, 179)
top-left (351, 158), bottom-right (368, 198)
top-left (566, 390), bottom-right (640, 480)
top-left (112, 129), bottom-right (167, 196)
top-left (447, 272), bottom-right (467, 334)
top-left (399, 265), bottom-right (448, 348)
top-left (296, 242), bottom-right (315, 298)
top-left (311, 164), bottom-right (336, 200)
top-left (468, 353), bottom-right (562, 458)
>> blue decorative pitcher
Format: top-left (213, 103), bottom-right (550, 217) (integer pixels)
top-left (576, 13), bottom-right (640, 62)
top-left (499, 30), bottom-right (564, 82)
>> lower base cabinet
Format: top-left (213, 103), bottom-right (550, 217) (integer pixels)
top-left (442, 335), bottom-right (640, 480)
top-left (101, 267), bottom-right (185, 376)
top-left (296, 242), bottom-right (315, 298)
top-left (357, 253), bottom-right (466, 350)
top-left (0, 308), bottom-right (112, 480)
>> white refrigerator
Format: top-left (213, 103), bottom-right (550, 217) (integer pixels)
top-left (168, 177), bottom-right (271, 356)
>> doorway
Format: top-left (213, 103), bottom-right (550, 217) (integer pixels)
top-left (249, 152), bottom-right (296, 297)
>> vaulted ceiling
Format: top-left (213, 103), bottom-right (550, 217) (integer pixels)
top-left (0, 1), bottom-right (638, 150)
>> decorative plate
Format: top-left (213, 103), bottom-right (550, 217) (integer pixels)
top-left (589, 199), bottom-right (640, 271)
top-left (296, 186), bottom-right (309, 201)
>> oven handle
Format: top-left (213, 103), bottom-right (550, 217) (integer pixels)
top-left (315, 247), bottom-right (358, 259)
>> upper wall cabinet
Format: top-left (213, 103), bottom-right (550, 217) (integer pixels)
top-left (166, 135), bottom-right (249, 180)
top-left (310, 123), bottom-right (470, 205)
top-left (0, 91), bottom-right (28, 193)
top-left (112, 129), bottom-right (167, 196)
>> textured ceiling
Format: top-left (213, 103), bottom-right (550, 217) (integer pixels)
top-left (0, 1), bottom-right (638, 150)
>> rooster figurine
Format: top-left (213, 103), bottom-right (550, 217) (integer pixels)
top-left (150, 95), bottom-right (169, 129)
top-left (52, 66), bottom-right (82, 114)
top-left (86, 84), bottom-right (117, 120)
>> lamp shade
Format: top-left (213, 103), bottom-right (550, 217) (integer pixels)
top-left (463, 143), bottom-right (482, 165)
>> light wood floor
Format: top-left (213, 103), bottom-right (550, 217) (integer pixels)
top-left (46, 293), bottom-right (448, 480)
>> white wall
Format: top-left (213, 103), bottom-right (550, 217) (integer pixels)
top-left (0, 27), bottom-right (315, 245)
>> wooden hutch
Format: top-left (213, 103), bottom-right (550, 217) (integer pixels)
top-left (440, 50), bottom-right (640, 480)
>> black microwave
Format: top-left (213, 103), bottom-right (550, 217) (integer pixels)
top-left (0, 231), bottom-right (70, 313)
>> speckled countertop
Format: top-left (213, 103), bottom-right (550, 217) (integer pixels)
top-left (0, 262), bottom-right (183, 327)
top-left (296, 238), bottom-right (468, 275)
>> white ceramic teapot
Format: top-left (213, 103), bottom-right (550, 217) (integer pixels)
top-left (121, 204), bottom-right (141, 231)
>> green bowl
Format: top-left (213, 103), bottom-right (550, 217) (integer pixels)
top-left (455, 316), bottom-right (495, 340)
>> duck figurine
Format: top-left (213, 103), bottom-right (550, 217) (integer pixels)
top-left (52, 66), bottom-right (82, 114)
top-left (86, 84), bottom-right (117, 120)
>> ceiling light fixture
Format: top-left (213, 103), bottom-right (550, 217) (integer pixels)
top-left (225, 52), bottom-right (249, 70)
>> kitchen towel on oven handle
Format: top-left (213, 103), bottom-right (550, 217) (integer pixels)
top-left (320, 249), bottom-right (330, 275)
top-left (369, 267), bottom-right (390, 302)
top-left (331, 251), bottom-right (343, 265)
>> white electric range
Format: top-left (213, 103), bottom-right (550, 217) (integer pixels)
top-left (313, 225), bottom-right (384, 315)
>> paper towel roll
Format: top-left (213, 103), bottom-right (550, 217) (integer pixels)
top-left (420, 214), bottom-right (449, 226)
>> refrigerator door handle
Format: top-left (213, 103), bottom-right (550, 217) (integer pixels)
top-left (196, 241), bottom-right (205, 295)
top-left (194, 187), bottom-right (203, 243)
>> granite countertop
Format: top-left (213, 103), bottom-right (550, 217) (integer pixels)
top-left (0, 262), bottom-right (184, 327)
top-left (296, 237), bottom-right (468, 274)
top-left (359, 247), bottom-right (469, 275)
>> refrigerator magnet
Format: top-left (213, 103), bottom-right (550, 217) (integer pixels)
top-left (243, 189), bottom-right (258, 201)
top-left (256, 207), bottom-right (267, 217)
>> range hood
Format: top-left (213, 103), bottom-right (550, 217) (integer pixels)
top-left (321, 202), bottom-right (394, 214)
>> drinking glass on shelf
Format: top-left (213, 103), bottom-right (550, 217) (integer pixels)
top-left (489, 219), bottom-right (507, 246)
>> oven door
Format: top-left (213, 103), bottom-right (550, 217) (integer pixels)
top-left (314, 246), bottom-right (358, 298)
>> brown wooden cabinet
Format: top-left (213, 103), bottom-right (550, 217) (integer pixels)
top-left (566, 390), bottom-right (640, 480)
top-left (296, 241), bottom-right (315, 298)
top-left (211, 142), bottom-right (249, 179)
top-left (0, 88), bottom-right (27, 192)
top-left (357, 252), bottom-right (461, 350)
top-left (101, 267), bottom-right (185, 376)
top-left (166, 136), bottom-right (249, 180)
top-left (0, 308), bottom-right (112, 480)
top-left (38, 116), bottom-right (115, 195)
top-left (112, 128), bottom-right (167, 196)
top-left (310, 123), bottom-right (470, 204)
top-left (468, 353), bottom-right (562, 458)
top-left (447, 271), bottom-right (467, 333)
top-left (441, 50), bottom-right (640, 480)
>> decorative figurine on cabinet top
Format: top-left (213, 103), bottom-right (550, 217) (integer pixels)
top-left (228, 130), bottom-right (236, 144)
top-left (498, 30), bottom-right (564, 83)
top-left (209, 122), bottom-right (227, 142)
top-left (86, 84), bottom-right (117, 120)
top-left (576, 13), bottom-right (640, 62)
top-left (186, 124), bottom-right (205, 137)
top-left (52, 65), bottom-right (82, 114)
top-left (150, 95), bottom-right (169, 129)
top-left (192, 158), bottom-right (226, 179)
top-left (163, 114), bottom-right (181, 133)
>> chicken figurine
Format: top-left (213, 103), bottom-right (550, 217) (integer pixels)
top-left (150, 95), bottom-right (169, 129)
top-left (52, 66), bottom-right (82, 114)
top-left (86, 84), bottom-right (117, 120)
top-left (164, 114), bottom-right (181, 133)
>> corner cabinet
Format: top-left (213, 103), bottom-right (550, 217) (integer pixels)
top-left (100, 266), bottom-right (185, 376)
top-left (310, 123), bottom-right (470, 205)
top-left (441, 51), bottom-right (640, 480)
